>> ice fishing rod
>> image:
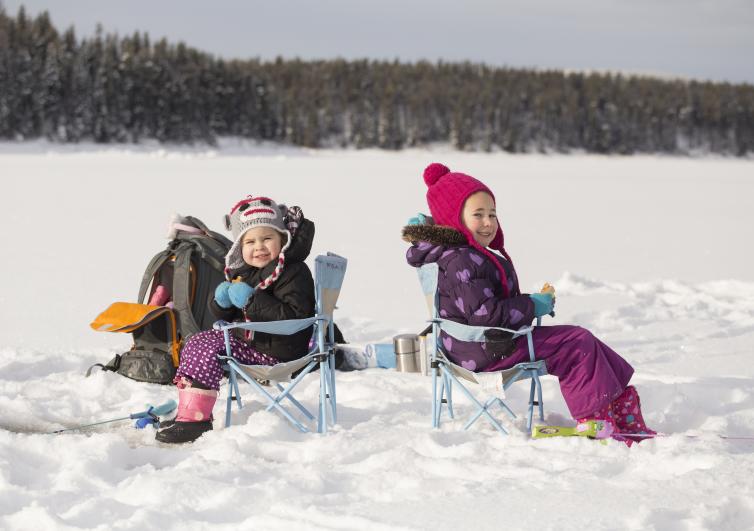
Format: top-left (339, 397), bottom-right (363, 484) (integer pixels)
top-left (49, 400), bottom-right (177, 434)
top-left (613, 431), bottom-right (754, 441)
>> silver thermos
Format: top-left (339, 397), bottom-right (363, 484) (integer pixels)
top-left (392, 334), bottom-right (419, 373)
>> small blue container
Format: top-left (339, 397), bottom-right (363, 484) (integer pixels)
top-left (365, 343), bottom-right (396, 369)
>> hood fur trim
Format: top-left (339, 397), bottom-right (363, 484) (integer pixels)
top-left (402, 224), bottom-right (467, 246)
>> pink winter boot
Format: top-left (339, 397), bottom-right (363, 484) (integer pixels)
top-left (610, 385), bottom-right (656, 445)
top-left (156, 386), bottom-right (217, 444)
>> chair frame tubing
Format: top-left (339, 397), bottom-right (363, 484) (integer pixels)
top-left (428, 318), bottom-right (546, 436)
top-left (217, 253), bottom-right (346, 435)
top-left (221, 315), bottom-right (339, 434)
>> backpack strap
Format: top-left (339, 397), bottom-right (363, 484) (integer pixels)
top-left (84, 354), bottom-right (121, 377)
top-left (183, 235), bottom-right (227, 272)
top-left (171, 243), bottom-right (200, 339)
top-left (138, 249), bottom-right (172, 304)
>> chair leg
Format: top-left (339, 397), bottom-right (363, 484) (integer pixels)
top-left (463, 397), bottom-right (515, 430)
top-left (525, 371), bottom-right (546, 430)
top-left (437, 373), bottom-right (447, 425)
top-left (225, 369), bottom-right (236, 428)
top-left (232, 369), bottom-right (243, 410)
top-left (327, 352), bottom-right (337, 424)
top-left (231, 361), bottom-right (310, 433)
top-left (274, 383), bottom-right (315, 421)
top-left (527, 377), bottom-right (536, 431)
top-left (442, 366), bottom-right (509, 436)
top-left (431, 365), bottom-right (440, 428)
top-left (464, 397), bottom-right (496, 430)
top-left (266, 362), bottom-right (317, 420)
top-left (535, 373), bottom-right (545, 422)
top-left (318, 359), bottom-right (329, 434)
top-left (225, 367), bottom-right (244, 428)
top-left (494, 397), bottom-right (517, 420)
top-left (444, 370), bottom-right (455, 419)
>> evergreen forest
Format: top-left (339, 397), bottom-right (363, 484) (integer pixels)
top-left (1, 6), bottom-right (753, 155)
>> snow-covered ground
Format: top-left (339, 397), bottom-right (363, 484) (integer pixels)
top-left (1, 141), bottom-right (754, 530)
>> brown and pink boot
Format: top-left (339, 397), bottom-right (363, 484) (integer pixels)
top-left (610, 385), bottom-right (656, 446)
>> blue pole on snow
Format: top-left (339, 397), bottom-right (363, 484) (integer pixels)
top-left (49, 400), bottom-right (177, 434)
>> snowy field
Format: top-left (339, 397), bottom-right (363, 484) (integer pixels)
top-left (1, 141), bottom-right (754, 530)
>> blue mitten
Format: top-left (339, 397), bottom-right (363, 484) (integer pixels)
top-left (529, 293), bottom-right (554, 318)
top-left (228, 282), bottom-right (255, 309)
top-left (407, 213), bottom-right (434, 226)
top-left (214, 281), bottom-right (233, 308)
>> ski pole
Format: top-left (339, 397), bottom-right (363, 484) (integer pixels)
top-left (50, 400), bottom-right (177, 434)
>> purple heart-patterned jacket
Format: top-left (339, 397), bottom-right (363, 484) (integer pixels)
top-left (403, 223), bottom-right (535, 372)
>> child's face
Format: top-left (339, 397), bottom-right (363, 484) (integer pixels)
top-left (241, 227), bottom-right (283, 268)
top-left (462, 191), bottom-right (498, 248)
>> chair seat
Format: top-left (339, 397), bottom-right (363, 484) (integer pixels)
top-left (435, 351), bottom-right (548, 396)
top-left (219, 354), bottom-right (315, 383)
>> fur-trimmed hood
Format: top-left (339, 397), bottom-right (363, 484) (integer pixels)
top-left (403, 220), bottom-right (523, 299)
top-left (403, 217), bottom-right (516, 298)
top-left (401, 223), bottom-right (467, 247)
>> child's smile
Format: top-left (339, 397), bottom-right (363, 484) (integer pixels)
top-left (241, 226), bottom-right (283, 268)
top-left (461, 191), bottom-right (498, 248)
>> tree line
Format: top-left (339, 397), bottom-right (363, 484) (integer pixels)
top-left (1, 6), bottom-right (753, 154)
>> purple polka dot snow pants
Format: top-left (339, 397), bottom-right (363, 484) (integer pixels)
top-left (175, 329), bottom-right (278, 390)
top-left (485, 325), bottom-right (634, 419)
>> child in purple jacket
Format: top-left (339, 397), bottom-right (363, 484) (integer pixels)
top-left (403, 163), bottom-right (654, 444)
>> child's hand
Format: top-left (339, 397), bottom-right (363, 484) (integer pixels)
top-left (540, 283), bottom-right (556, 315)
top-left (214, 281), bottom-right (233, 308)
top-left (540, 283), bottom-right (556, 296)
top-left (529, 293), bottom-right (554, 318)
top-left (228, 282), bottom-right (255, 309)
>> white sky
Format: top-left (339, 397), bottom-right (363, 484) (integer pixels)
top-left (4, 0), bottom-right (754, 84)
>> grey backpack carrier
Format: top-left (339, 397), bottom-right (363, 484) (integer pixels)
top-left (87, 216), bottom-right (231, 384)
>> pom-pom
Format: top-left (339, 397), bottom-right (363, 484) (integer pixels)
top-left (423, 163), bottom-right (450, 186)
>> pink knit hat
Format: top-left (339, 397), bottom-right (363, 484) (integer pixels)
top-left (423, 162), bottom-right (513, 295)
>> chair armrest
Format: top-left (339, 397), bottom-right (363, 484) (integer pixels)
top-left (436, 318), bottom-right (533, 342)
top-left (217, 315), bottom-right (325, 336)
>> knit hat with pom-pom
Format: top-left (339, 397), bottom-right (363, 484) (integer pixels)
top-left (423, 162), bottom-right (514, 296)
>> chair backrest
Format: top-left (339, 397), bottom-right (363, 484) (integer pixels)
top-left (417, 263), bottom-right (486, 385)
top-left (315, 253), bottom-right (348, 318)
top-left (418, 262), bottom-right (521, 342)
top-left (417, 263), bottom-right (439, 319)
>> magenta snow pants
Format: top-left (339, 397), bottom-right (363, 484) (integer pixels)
top-left (485, 325), bottom-right (634, 419)
top-left (175, 329), bottom-right (278, 390)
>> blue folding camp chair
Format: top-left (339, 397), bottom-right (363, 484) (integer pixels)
top-left (217, 253), bottom-right (347, 434)
top-left (418, 262), bottom-right (548, 436)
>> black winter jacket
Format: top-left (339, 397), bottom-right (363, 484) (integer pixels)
top-left (210, 217), bottom-right (316, 362)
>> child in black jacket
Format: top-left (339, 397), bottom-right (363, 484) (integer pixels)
top-left (156, 195), bottom-right (315, 444)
